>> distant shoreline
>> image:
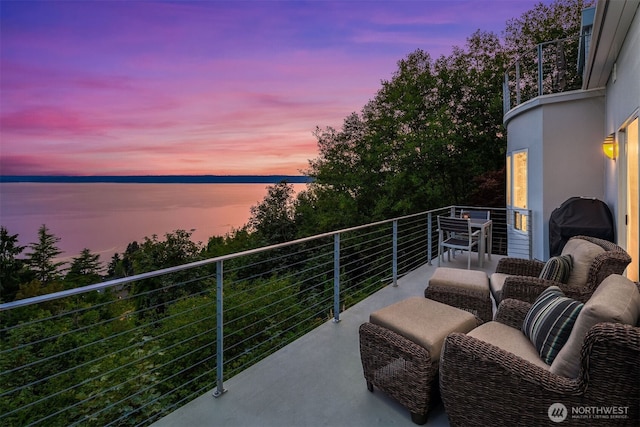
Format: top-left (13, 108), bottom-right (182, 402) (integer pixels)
top-left (0, 175), bottom-right (313, 184)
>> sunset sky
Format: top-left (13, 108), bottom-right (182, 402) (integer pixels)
top-left (1, 0), bottom-right (549, 176)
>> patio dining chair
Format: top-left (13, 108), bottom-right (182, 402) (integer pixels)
top-left (460, 209), bottom-right (490, 221)
top-left (437, 216), bottom-right (481, 270)
top-left (460, 210), bottom-right (491, 258)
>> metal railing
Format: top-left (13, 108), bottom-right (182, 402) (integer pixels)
top-left (503, 35), bottom-right (586, 114)
top-left (0, 206), bottom-right (530, 426)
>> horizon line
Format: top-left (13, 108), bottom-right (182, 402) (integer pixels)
top-left (0, 175), bottom-right (314, 184)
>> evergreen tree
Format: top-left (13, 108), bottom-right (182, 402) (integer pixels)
top-left (26, 224), bottom-right (65, 284)
top-left (65, 248), bottom-right (103, 288)
top-left (0, 226), bottom-right (26, 302)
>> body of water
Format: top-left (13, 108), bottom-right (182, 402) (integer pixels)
top-left (0, 182), bottom-right (306, 264)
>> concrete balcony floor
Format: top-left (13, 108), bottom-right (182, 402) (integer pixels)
top-left (153, 252), bottom-right (502, 427)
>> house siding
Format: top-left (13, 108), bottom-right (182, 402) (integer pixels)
top-left (603, 6), bottom-right (640, 247)
top-left (505, 91), bottom-right (605, 260)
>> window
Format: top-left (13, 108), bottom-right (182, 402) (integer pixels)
top-left (512, 150), bottom-right (528, 209)
top-left (507, 150), bottom-right (528, 232)
top-left (506, 154), bottom-right (512, 207)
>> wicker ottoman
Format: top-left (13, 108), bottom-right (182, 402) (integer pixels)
top-left (425, 267), bottom-right (493, 323)
top-left (359, 297), bottom-right (480, 425)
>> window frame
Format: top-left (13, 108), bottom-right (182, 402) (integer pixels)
top-left (507, 149), bottom-right (528, 232)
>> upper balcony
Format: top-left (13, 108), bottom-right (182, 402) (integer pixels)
top-left (503, 34), bottom-right (588, 115)
top-left (0, 206), bottom-right (528, 426)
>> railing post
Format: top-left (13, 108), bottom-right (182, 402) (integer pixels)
top-left (427, 213), bottom-right (433, 265)
top-left (528, 210), bottom-right (534, 260)
top-left (333, 234), bottom-right (340, 323)
top-left (503, 74), bottom-right (510, 115)
top-left (213, 260), bottom-right (226, 397)
top-left (537, 43), bottom-right (543, 96)
top-left (515, 59), bottom-right (521, 105)
top-left (392, 220), bottom-right (398, 287)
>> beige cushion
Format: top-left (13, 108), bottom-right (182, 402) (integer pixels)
top-left (561, 239), bottom-right (605, 286)
top-left (429, 267), bottom-right (489, 294)
top-left (550, 274), bottom-right (640, 378)
top-left (489, 273), bottom-right (510, 302)
top-left (370, 297), bottom-right (477, 360)
top-left (468, 321), bottom-right (550, 370)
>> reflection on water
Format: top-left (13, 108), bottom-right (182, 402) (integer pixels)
top-left (0, 183), bottom-right (305, 263)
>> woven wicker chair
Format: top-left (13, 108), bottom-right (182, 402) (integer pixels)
top-left (492, 235), bottom-right (631, 303)
top-left (439, 284), bottom-right (640, 426)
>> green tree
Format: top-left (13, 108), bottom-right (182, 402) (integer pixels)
top-left (247, 182), bottom-right (297, 245)
top-left (65, 248), bottom-right (103, 288)
top-left (305, 33), bottom-right (507, 227)
top-left (504, 0), bottom-right (592, 53)
top-left (26, 224), bottom-right (65, 284)
top-left (302, 1), bottom-right (590, 229)
top-left (106, 241), bottom-right (139, 279)
top-left (132, 229), bottom-right (201, 273)
top-left (0, 226), bottom-right (26, 302)
top-left (431, 31), bottom-right (508, 198)
top-left (301, 113), bottom-right (368, 230)
top-left (503, 0), bottom-right (593, 98)
top-left (128, 230), bottom-right (205, 318)
top-left (106, 252), bottom-right (123, 278)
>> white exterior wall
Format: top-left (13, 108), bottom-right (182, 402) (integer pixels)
top-left (505, 90), bottom-right (605, 260)
top-left (603, 9), bottom-right (640, 245)
top-left (504, 1), bottom-right (638, 262)
top-left (504, 106), bottom-right (542, 259)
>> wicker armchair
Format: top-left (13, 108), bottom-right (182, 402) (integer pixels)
top-left (439, 283), bottom-right (640, 426)
top-left (492, 235), bottom-right (631, 303)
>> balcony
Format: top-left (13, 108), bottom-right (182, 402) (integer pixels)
top-left (152, 254), bottom-right (501, 427)
top-left (503, 35), bottom-right (586, 114)
top-left (1, 206), bottom-right (529, 426)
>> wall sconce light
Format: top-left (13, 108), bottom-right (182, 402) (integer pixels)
top-left (602, 135), bottom-right (617, 160)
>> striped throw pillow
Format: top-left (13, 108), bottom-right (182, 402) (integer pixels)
top-left (539, 255), bottom-right (573, 283)
top-left (522, 286), bottom-right (583, 365)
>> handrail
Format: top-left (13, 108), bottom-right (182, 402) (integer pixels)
top-left (0, 211), bottom-right (429, 311)
top-left (503, 35), bottom-right (586, 114)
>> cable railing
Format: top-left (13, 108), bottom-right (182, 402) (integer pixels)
top-left (503, 35), bottom-right (586, 114)
top-left (0, 205), bottom-right (531, 426)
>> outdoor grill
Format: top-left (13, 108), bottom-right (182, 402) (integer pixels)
top-left (549, 196), bottom-right (615, 256)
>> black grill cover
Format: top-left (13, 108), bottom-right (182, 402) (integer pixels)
top-left (549, 197), bottom-right (615, 256)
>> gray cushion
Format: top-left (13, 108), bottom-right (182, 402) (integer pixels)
top-left (539, 255), bottom-right (573, 283)
top-left (561, 239), bottom-right (604, 286)
top-left (522, 286), bottom-right (583, 365)
top-left (550, 275), bottom-right (640, 377)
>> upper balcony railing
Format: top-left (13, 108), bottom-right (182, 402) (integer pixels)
top-left (0, 206), bottom-right (532, 426)
top-left (503, 35), bottom-right (586, 114)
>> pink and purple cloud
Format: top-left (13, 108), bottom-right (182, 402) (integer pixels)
top-left (1, 0), bottom-right (550, 176)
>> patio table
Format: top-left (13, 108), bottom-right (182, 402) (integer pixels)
top-left (470, 219), bottom-right (492, 267)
